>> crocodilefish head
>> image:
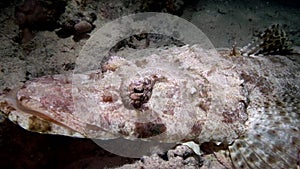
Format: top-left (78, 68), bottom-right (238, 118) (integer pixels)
top-left (0, 45), bottom-right (246, 144)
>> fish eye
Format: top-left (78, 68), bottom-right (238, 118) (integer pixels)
top-left (134, 87), bottom-right (144, 93)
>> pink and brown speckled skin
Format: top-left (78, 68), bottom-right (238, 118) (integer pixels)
top-left (1, 45), bottom-right (247, 142)
top-left (0, 44), bottom-right (299, 168)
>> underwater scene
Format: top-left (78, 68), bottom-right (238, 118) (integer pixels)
top-left (0, 0), bottom-right (299, 168)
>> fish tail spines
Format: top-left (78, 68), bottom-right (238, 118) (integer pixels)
top-left (240, 24), bottom-right (293, 56)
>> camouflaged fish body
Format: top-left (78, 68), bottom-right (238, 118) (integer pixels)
top-left (0, 44), bottom-right (299, 168)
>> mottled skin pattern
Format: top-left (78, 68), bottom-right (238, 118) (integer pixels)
top-left (0, 44), bottom-right (299, 168)
top-left (220, 49), bottom-right (300, 169)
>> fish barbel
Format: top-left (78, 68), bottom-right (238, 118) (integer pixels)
top-left (0, 26), bottom-right (299, 168)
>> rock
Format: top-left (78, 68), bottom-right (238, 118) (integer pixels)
top-left (74, 20), bottom-right (93, 34)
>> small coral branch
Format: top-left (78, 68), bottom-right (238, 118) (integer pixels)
top-left (15, 0), bottom-right (66, 43)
